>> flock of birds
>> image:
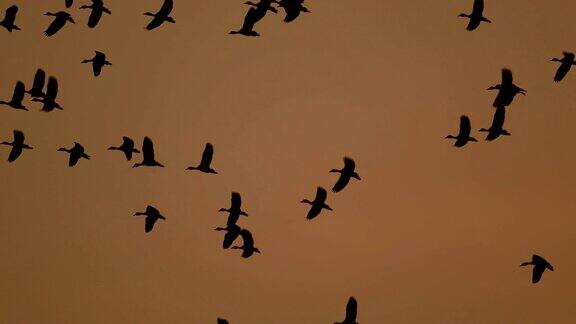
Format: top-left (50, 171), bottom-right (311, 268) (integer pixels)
top-left (1, 0), bottom-right (569, 322)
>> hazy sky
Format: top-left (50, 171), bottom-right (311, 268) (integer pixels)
top-left (2, 1), bottom-right (576, 323)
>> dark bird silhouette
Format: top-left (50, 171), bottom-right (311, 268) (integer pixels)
top-left (43, 11), bottom-right (75, 36)
top-left (31, 77), bottom-right (62, 112)
top-left (229, 6), bottom-right (261, 36)
top-left (301, 186), bottom-right (333, 220)
top-left (551, 51), bottom-right (576, 82)
top-left (186, 143), bottom-right (218, 174)
top-left (80, 0), bottom-right (111, 28)
top-left (81, 51), bottom-right (112, 77)
top-left (245, 0), bottom-right (278, 19)
top-left (133, 205), bottom-right (166, 233)
top-left (217, 319), bottom-right (229, 324)
top-left (446, 115), bottom-right (477, 147)
top-left (330, 157), bottom-right (361, 193)
top-left (0, 81), bottom-right (27, 110)
top-left (335, 297), bottom-right (358, 324)
top-left (58, 142), bottom-right (90, 167)
top-left (1, 130), bottom-right (32, 162)
top-left (277, 0), bottom-right (310, 23)
top-left (108, 136), bottom-right (140, 161)
top-left (219, 192), bottom-right (248, 226)
top-left (133, 137), bottom-right (164, 168)
top-left (458, 0), bottom-right (491, 31)
top-left (520, 254), bottom-right (554, 284)
top-left (214, 224), bottom-right (241, 249)
top-left (144, 0), bottom-right (174, 30)
top-left (488, 68), bottom-right (526, 107)
top-left (26, 69), bottom-right (46, 98)
top-left (479, 105), bottom-right (510, 141)
top-left (231, 229), bottom-right (261, 258)
top-left (65, 0), bottom-right (74, 8)
top-left (0, 5), bottom-right (20, 32)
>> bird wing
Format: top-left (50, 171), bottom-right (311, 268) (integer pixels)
top-left (532, 264), bottom-right (545, 283)
top-left (344, 297), bottom-right (358, 322)
top-left (88, 8), bottom-right (103, 28)
top-left (306, 205), bottom-right (321, 220)
top-left (5, 5), bottom-right (18, 22)
top-left (472, 0), bottom-right (484, 15)
top-left (501, 68), bottom-right (513, 85)
top-left (332, 174), bottom-right (350, 193)
top-left (239, 229), bottom-right (254, 247)
top-left (217, 319), bottom-right (229, 324)
top-left (142, 137), bottom-right (155, 161)
top-left (31, 69), bottom-right (46, 94)
top-left (158, 0), bottom-right (174, 16)
top-left (492, 105), bottom-right (506, 130)
top-left (146, 205), bottom-right (159, 215)
top-left (13, 130), bottom-right (25, 143)
top-left (554, 62), bottom-right (572, 82)
top-left (241, 7), bottom-right (259, 31)
top-left (315, 186), bottom-right (327, 203)
top-left (46, 77), bottom-right (59, 99)
top-left (466, 18), bottom-right (481, 31)
top-left (283, 8), bottom-right (300, 23)
top-left (65, 0), bottom-right (74, 8)
top-left (12, 81), bottom-right (25, 104)
top-left (8, 146), bottom-right (22, 162)
top-left (459, 115), bottom-right (472, 137)
top-left (146, 16), bottom-right (164, 30)
top-left (199, 143), bottom-right (214, 167)
top-left (69, 152), bottom-right (80, 166)
top-left (343, 157), bottom-right (356, 171)
top-left (223, 230), bottom-right (240, 249)
top-left (231, 192), bottom-right (242, 210)
top-left (93, 62), bottom-right (103, 76)
top-left (122, 136), bottom-right (135, 150)
top-left (45, 16), bottom-right (67, 36)
top-left (145, 216), bottom-right (157, 232)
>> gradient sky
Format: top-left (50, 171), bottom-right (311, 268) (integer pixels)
top-left (2, 0), bottom-right (576, 323)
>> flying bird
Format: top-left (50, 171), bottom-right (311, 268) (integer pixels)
top-left (330, 157), bottom-right (361, 193)
top-left (133, 137), bottom-right (164, 168)
top-left (244, 0), bottom-right (277, 20)
top-left (144, 0), bottom-right (175, 30)
top-left (81, 51), bottom-right (112, 77)
top-left (0, 81), bottom-right (27, 110)
top-left (1, 130), bottom-right (32, 162)
top-left (108, 136), bottom-right (140, 161)
top-left (186, 143), bottom-right (218, 174)
top-left (133, 205), bottom-right (166, 233)
top-left (550, 51), bottom-right (576, 82)
top-left (219, 192), bottom-right (248, 226)
top-left (301, 187), bottom-right (333, 220)
top-left (58, 142), bottom-right (90, 167)
top-left (335, 296), bottom-right (358, 324)
top-left (458, 0), bottom-right (491, 31)
top-left (217, 319), bottom-right (229, 324)
top-left (80, 0), bottom-right (111, 28)
top-left (520, 254), bottom-right (554, 284)
top-left (488, 68), bottom-right (526, 107)
top-left (479, 105), bottom-right (510, 141)
top-left (65, 0), bottom-right (74, 8)
top-left (446, 115), bottom-right (477, 147)
top-left (31, 77), bottom-right (62, 112)
top-left (43, 11), bottom-right (75, 36)
top-left (229, 6), bottom-right (261, 36)
top-left (231, 229), bottom-right (261, 258)
top-left (214, 224), bottom-right (242, 249)
top-left (26, 69), bottom-right (46, 98)
top-left (277, 0), bottom-right (310, 23)
top-left (0, 5), bottom-right (21, 32)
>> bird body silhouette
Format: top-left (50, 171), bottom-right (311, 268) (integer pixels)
top-left (1, 130), bottom-right (32, 162)
top-left (230, 6), bottom-right (261, 36)
top-left (82, 51), bottom-right (112, 77)
top-left (133, 137), bottom-right (164, 168)
top-left (58, 142), bottom-right (90, 167)
top-left (26, 69), bottom-right (46, 98)
top-left (65, 0), bottom-right (74, 8)
top-left (301, 187), bottom-right (333, 219)
top-left (335, 297), bottom-right (358, 324)
top-left (330, 157), bottom-right (361, 193)
top-left (144, 0), bottom-right (174, 30)
top-left (134, 205), bottom-right (166, 233)
top-left (215, 224), bottom-right (241, 249)
top-left (488, 69), bottom-right (526, 107)
top-left (219, 192), bottom-right (248, 226)
top-left (458, 0), bottom-right (491, 31)
top-left (0, 5), bottom-right (20, 32)
top-left (277, 0), bottom-right (310, 23)
top-left (231, 229), bottom-right (261, 258)
top-left (479, 105), bottom-right (510, 141)
top-left (520, 254), bottom-right (554, 284)
top-left (551, 51), bottom-right (575, 82)
top-left (446, 115), bottom-right (477, 147)
top-left (186, 143), bottom-right (218, 174)
top-left (80, 0), bottom-right (111, 28)
top-left (44, 11), bottom-right (75, 36)
top-left (31, 77), bottom-right (62, 112)
top-left (0, 81), bottom-right (27, 110)
top-left (108, 136), bottom-right (140, 161)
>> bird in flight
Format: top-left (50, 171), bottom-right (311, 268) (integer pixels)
top-left (229, 5), bottom-right (262, 36)
top-left (186, 143), bottom-right (218, 174)
top-left (0, 5), bottom-right (21, 32)
top-left (0, 81), bottom-right (27, 111)
top-left (330, 157), bottom-right (361, 193)
top-left (133, 137), bottom-right (165, 168)
top-left (43, 11), bottom-right (75, 37)
top-left (301, 186), bottom-right (333, 220)
top-left (82, 51), bottom-right (112, 77)
top-left (446, 115), bottom-right (477, 147)
top-left (334, 296), bottom-right (358, 324)
top-left (1, 130), bottom-right (32, 162)
top-left (479, 105), bottom-right (510, 141)
top-left (133, 205), bottom-right (166, 233)
top-left (108, 136), bottom-right (140, 161)
top-left (58, 142), bottom-right (90, 167)
top-left (219, 192), bottom-right (248, 226)
top-left (26, 69), bottom-right (46, 98)
top-left (277, 0), bottom-right (310, 23)
top-left (65, 0), bottom-right (74, 8)
top-left (144, 0), bottom-right (175, 30)
top-left (214, 224), bottom-right (242, 249)
top-left (217, 319), bottom-right (229, 324)
top-left (550, 51), bottom-right (575, 82)
top-left (31, 77), bottom-right (63, 112)
top-left (520, 254), bottom-right (554, 284)
top-left (231, 229), bottom-right (261, 258)
top-left (80, 0), bottom-right (111, 28)
top-left (458, 0), bottom-right (491, 31)
top-left (488, 68), bottom-right (526, 107)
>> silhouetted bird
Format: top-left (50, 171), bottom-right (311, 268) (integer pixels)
top-left (108, 136), bottom-right (140, 161)
top-left (231, 229), bottom-right (261, 258)
top-left (335, 297), bottom-right (358, 324)
top-left (1, 130), bottom-right (32, 162)
top-left (488, 69), bottom-right (526, 107)
top-left (186, 143), bottom-right (218, 174)
top-left (31, 77), bottom-right (62, 112)
top-left (133, 205), bottom-right (166, 233)
top-left (0, 5), bottom-right (20, 32)
top-left (133, 136), bottom-right (164, 168)
top-left (550, 51), bottom-right (575, 82)
top-left (458, 0), bottom-right (491, 31)
top-left (446, 115), bottom-right (477, 147)
top-left (65, 0), bottom-right (74, 8)
top-left (330, 157), bottom-right (361, 193)
top-left (217, 319), bottom-right (229, 324)
top-left (219, 192), bottom-right (248, 226)
top-left (0, 81), bottom-right (27, 110)
top-left (277, 0), bottom-right (310, 23)
top-left (81, 51), bottom-right (112, 77)
top-left (479, 105), bottom-right (510, 141)
top-left (26, 69), bottom-right (46, 98)
top-left (214, 224), bottom-right (241, 249)
top-left (80, 0), bottom-right (111, 28)
top-left (520, 254), bottom-right (554, 284)
top-left (245, 0), bottom-right (277, 20)
top-left (58, 142), bottom-right (90, 167)
top-left (301, 186), bottom-right (333, 220)
top-left (229, 6), bottom-right (261, 36)
top-left (144, 0), bottom-right (174, 30)
top-left (43, 11), bottom-right (75, 36)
